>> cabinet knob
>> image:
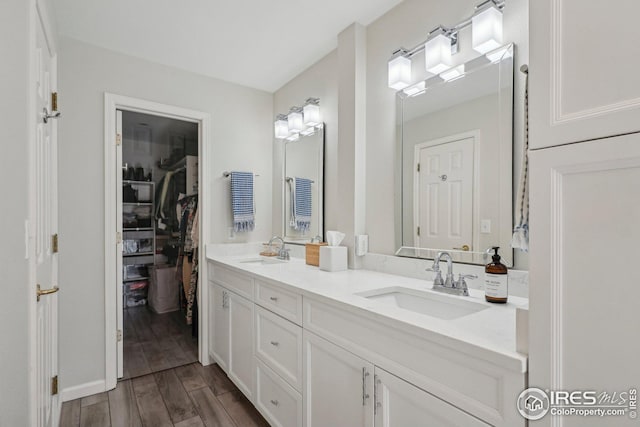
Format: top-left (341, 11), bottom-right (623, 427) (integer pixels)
top-left (270, 341), bottom-right (279, 347)
top-left (270, 399), bottom-right (279, 406)
top-left (269, 296), bottom-right (278, 302)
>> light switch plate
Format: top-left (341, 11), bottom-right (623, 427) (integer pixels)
top-left (355, 234), bottom-right (369, 256)
top-left (480, 219), bottom-right (491, 234)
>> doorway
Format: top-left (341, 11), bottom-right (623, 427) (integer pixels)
top-left (414, 132), bottom-right (477, 251)
top-left (119, 110), bottom-right (199, 379)
top-left (104, 94), bottom-right (212, 390)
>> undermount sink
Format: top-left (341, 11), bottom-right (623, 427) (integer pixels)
top-left (238, 257), bottom-right (285, 265)
top-left (356, 287), bottom-right (488, 320)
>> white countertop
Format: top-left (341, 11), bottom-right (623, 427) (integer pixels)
top-left (206, 248), bottom-right (528, 373)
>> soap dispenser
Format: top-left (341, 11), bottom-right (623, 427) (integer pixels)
top-left (485, 247), bottom-right (508, 303)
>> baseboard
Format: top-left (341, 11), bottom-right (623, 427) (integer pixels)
top-left (61, 379), bottom-right (106, 402)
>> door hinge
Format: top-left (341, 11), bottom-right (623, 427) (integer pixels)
top-left (417, 163), bottom-right (420, 172)
top-left (116, 232), bottom-right (122, 244)
top-left (52, 234), bottom-right (59, 253)
top-left (51, 92), bottom-right (58, 112)
top-left (117, 329), bottom-right (123, 342)
top-left (51, 375), bottom-right (58, 396)
top-left (116, 133), bottom-right (122, 146)
top-left (417, 226), bottom-right (421, 237)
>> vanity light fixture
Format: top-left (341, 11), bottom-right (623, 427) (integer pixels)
top-left (424, 27), bottom-right (455, 74)
top-left (274, 114), bottom-right (289, 139)
top-left (387, 0), bottom-right (505, 90)
top-left (274, 98), bottom-right (322, 139)
top-left (388, 49), bottom-right (412, 90)
top-left (440, 64), bottom-right (465, 82)
top-left (472, 0), bottom-right (504, 54)
top-left (288, 106), bottom-right (304, 134)
top-left (303, 97), bottom-right (321, 127)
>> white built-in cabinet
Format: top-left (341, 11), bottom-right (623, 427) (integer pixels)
top-left (303, 331), bottom-right (374, 427)
top-left (208, 262), bottom-right (525, 427)
top-left (529, 2), bottom-right (640, 427)
top-left (529, 0), bottom-right (640, 149)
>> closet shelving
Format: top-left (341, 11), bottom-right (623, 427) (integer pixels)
top-left (122, 180), bottom-right (156, 307)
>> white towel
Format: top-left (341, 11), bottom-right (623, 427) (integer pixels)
top-left (512, 69), bottom-right (529, 252)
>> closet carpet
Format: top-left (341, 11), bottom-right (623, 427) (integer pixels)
top-left (122, 306), bottom-right (199, 380)
top-left (59, 363), bottom-right (269, 427)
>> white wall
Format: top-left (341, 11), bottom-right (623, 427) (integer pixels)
top-left (273, 51), bottom-right (339, 237)
top-left (271, 0), bottom-right (529, 269)
top-left (365, 0), bottom-right (529, 269)
top-left (58, 37), bottom-right (273, 393)
top-left (0, 0), bottom-right (32, 424)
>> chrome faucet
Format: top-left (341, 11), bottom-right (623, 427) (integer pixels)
top-left (426, 251), bottom-right (476, 296)
top-left (268, 236), bottom-right (290, 260)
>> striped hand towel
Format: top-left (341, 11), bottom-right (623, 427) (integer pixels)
top-left (294, 177), bottom-right (312, 233)
top-left (231, 171), bottom-right (255, 232)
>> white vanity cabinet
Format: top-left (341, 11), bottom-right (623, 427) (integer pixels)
top-left (374, 368), bottom-right (489, 427)
top-left (208, 266), bottom-right (255, 400)
top-left (303, 331), bottom-right (374, 427)
top-left (529, 0), bottom-right (640, 149)
top-left (207, 260), bottom-right (526, 427)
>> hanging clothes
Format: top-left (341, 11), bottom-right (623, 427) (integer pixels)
top-left (174, 194), bottom-right (199, 325)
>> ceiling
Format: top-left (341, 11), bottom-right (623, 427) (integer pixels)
top-left (51, 0), bottom-right (403, 93)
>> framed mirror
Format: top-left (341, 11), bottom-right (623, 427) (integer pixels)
top-left (282, 125), bottom-right (324, 243)
top-left (396, 44), bottom-right (514, 266)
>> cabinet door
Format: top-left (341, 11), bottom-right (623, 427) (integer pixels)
top-left (209, 282), bottom-right (229, 372)
top-left (529, 134), bottom-right (640, 427)
top-left (228, 290), bottom-right (255, 401)
top-left (374, 368), bottom-right (489, 427)
top-left (303, 331), bottom-right (374, 427)
top-left (530, 0), bottom-right (640, 149)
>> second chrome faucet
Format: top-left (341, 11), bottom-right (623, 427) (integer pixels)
top-left (427, 251), bottom-right (476, 296)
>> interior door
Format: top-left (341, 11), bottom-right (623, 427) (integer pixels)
top-left (415, 137), bottom-right (474, 250)
top-left (116, 110), bottom-right (124, 378)
top-left (34, 12), bottom-right (59, 427)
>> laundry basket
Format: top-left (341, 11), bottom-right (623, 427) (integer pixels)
top-left (148, 266), bottom-right (179, 314)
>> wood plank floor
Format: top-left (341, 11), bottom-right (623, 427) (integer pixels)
top-left (122, 306), bottom-right (199, 380)
top-left (59, 363), bottom-right (269, 427)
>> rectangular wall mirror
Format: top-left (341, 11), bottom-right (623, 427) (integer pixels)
top-left (396, 44), bottom-right (514, 266)
top-left (282, 125), bottom-right (325, 243)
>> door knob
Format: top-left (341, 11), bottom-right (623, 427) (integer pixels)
top-left (453, 245), bottom-right (470, 251)
top-left (37, 284), bottom-right (59, 302)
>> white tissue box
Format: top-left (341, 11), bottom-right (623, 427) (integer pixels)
top-left (319, 246), bottom-right (348, 272)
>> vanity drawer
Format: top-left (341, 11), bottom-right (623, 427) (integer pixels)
top-left (209, 264), bottom-right (253, 300)
top-left (255, 358), bottom-right (302, 427)
top-left (255, 306), bottom-right (302, 391)
top-left (255, 279), bottom-right (302, 325)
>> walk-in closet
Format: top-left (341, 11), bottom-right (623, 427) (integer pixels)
top-left (120, 110), bottom-right (200, 379)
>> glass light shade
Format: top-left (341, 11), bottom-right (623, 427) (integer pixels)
top-left (287, 108), bottom-right (304, 134)
top-left (424, 33), bottom-right (453, 74)
top-left (388, 54), bottom-right (412, 90)
top-left (303, 102), bottom-right (321, 127)
top-left (472, 5), bottom-right (503, 54)
top-left (403, 81), bottom-right (426, 97)
top-left (274, 116), bottom-right (289, 139)
top-left (440, 64), bottom-right (465, 82)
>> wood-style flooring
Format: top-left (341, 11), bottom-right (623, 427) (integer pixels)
top-left (122, 306), bottom-right (199, 380)
top-left (59, 363), bottom-right (269, 427)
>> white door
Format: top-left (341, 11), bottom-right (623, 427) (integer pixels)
top-left (415, 137), bottom-right (474, 250)
top-left (210, 283), bottom-right (230, 371)
top-left (303, 331), bottom-right (374, 427)
top-left (374, 368), bottom-right (489, 427)
top-left (529, 0), bottom-right (640, 149)
top-left (529, 134), bottom-right (640, 427)
top-left (34, 12), bottom-right (60, 427)
top-left (228, 290), bottom-right (255, 400)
